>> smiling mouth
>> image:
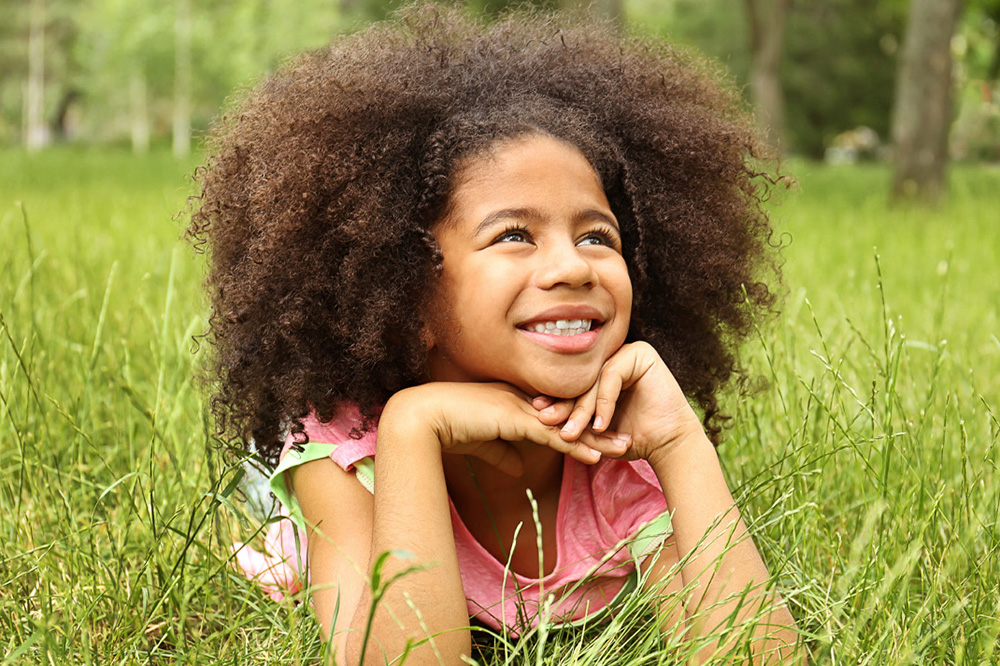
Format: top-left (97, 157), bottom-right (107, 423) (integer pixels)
top-left (521, 319), bottom-right (595, 336)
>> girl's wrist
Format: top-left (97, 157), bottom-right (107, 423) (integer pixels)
top-left (645, 422), bottom-right (716, 479)
top-left (634, 402), bottom-right (705, 463)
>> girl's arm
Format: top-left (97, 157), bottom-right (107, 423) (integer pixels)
top-left (294, 382), bottom-right (624, 665)
top-left (643, 426), bottom-right (800, 664)
top-left (536, 342), bottom-right (801, 663)
top-left (293, 424), bottom-right (469, 665)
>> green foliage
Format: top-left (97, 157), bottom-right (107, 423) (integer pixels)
top-left (627, 0), bottom-right (751, 83)
top-left (630, 0), bottom-right (907, 158)
top-left (2, 151), bottom-right (999, 662)
top-left (952, 5), bottom-right (1000, 161)
top-left (0, 0), bottom-right (83, 143)
top-left (781, 0), bottom-right (906, 158)
top-left (0, 0), bottom-right (567, 149)
top-left (2, 0), bottom-right (998, 159)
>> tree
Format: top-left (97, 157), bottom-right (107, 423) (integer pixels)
top-left (25, 0), bottom-right (47, 150)
top-left (891, 0), bottom-right (966, 203)
top-left (975, 0), bottom-right (1000, 93)
top-left (781, 0), bottom-right (906, 159)
top-left (172, 0), bottom-right (192, 158)
top-left (635, 0), bottom-right (908, 159)
top-left (745, 0), bottom-right (790, 151)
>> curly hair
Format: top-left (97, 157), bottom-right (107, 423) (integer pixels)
top-left (188, 2), bottom-right (779, 467)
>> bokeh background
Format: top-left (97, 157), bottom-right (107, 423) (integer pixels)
top-left (4, 0), bottom-right (999, 195)
top-left (2, 1), bottom-right (999, 663)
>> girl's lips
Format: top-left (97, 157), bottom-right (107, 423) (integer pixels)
top-left (517, 324), bottom-right (602, 353)
top-left (517, 305), bottom-right (604, 328)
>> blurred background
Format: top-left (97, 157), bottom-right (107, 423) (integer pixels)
top-left (2, 0), bottom-right (997, 202)
top-left (2, 4), bottom-right (999, 660)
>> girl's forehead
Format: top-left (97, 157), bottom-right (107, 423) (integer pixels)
top-left (439, 135), bottom-right (612, 232)
top-left (454, 135), bottom-right (601, 190)
top-left (428, 132), bottom-right (613, 236)
top-left (456, 132), bottom-right (601, 179)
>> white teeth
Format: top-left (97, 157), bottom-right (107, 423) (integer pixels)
top-left (529, 320), bottom-right (594, 336)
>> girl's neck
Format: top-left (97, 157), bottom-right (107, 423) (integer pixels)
top-left (442, 441), bottom-right (564, 507)
top-left (443, 441), bottom-right (565, 578)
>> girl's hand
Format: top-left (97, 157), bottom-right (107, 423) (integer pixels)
top-left (383, 382), bottom-right (630, 475)
top-left (532, 342), bottom-right (705, 464)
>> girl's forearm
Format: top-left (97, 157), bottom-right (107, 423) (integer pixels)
top-left (647, 431), bottom-right (799, 662)
top-left (345, 399), bottom-right (471, 665)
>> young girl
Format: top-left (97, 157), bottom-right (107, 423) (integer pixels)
top-left (191, 4), bottom-right (799, 663)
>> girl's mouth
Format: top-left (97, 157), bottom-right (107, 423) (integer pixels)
top-left (516, 319), bottom-right (602, 353)
top-left (523, 319), bottom-right (594, 336)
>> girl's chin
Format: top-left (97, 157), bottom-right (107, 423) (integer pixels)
top-left (521, 373), bottom-right (600, 401)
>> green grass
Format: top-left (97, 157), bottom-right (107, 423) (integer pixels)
top-left (1, 149), bottom-right (998, 664)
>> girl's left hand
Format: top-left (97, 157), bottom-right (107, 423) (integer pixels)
top-left (533, 341), bottom-right (705, 463)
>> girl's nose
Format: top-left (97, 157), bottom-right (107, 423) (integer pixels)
top-left (534, 241), bottom-right (597, 289)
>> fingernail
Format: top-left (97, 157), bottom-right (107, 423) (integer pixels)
top-left (561, 419), bottom-right (577, 435)
top-left (615, 433), bottom-right (631, 444)
top-left (541, 406), bottom-right (556, 416)
top-left (587, 447), bottom-right (602, 459)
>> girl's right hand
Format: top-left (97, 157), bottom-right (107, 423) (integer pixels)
top-left (382, 382), bottom-right (630, 475)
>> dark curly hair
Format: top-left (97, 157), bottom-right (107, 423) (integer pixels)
top-left (188, 2), bottom-right (779, 467)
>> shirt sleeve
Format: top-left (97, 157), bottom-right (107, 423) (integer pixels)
top-left (271, 405), bottom-right (378, 532)
top-left (280, 405), bottom-right (378, 468)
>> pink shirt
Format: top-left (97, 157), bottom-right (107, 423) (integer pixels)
top-left (233, 407), bottom-right (671, 634)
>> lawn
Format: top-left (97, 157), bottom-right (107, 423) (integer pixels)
top-left (1, 149), bottom-right (998, 664)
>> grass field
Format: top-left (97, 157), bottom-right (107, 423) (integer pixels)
top-left (1, 148), bottom-right (998, 664)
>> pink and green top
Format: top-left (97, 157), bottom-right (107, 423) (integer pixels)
top-left (233, 405), bottom-right (672, 634)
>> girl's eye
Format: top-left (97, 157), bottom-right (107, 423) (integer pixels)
top-left (495, 226), bottom-right (531, 243)
top-left (578, 227), bottom-right (620, 249)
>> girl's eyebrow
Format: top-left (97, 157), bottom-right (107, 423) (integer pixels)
top-left (473, 207), bottom-right (620, 237)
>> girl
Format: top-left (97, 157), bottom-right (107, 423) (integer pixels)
top-left (191, 4), bottom-right (799, 663)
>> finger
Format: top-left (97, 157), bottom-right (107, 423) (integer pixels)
top-left (515, 425), bottom-right (599, 465)
top-left (591, 368), bottom-right (624, 434)
top-left (562, 431), bottom-right (633, 465)
top-left (504, 402), bottom-right (610, 465)
top-left (520, 415), bottom-right (604, 464)
top-left (502, 409), bottom-right (598, 460)
top-left (563, 439), bottom-right (603, 465)
top-left (559, 382), bottom-right (601, 441)
top-left (577, 429), bottom-right (632, 459)
top-left (536, 399), bottom-right (574, 427)
top-left (532, 395), bottom-right (555, 410)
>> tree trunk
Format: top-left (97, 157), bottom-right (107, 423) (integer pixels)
top-left (890, 0), bottom-right (964, 204)
top-left (131, 68), bottom-right (150, 155)
top-left (52, 88), bottom-right (79, 142)
top-left (25, 0), bottom-right (48, 152)
top-left (745, 0), bottom-right (790, 152)
top-left (173, 0), bottom-right (192, 159)
top-left (984, 5), bottom-right (1000, 103)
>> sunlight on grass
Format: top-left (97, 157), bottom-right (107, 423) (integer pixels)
top-left (1, 149), bottom-right (998, 663)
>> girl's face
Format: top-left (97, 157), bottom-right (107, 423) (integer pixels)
top-left (425, 134), bottom-right (632, 398)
